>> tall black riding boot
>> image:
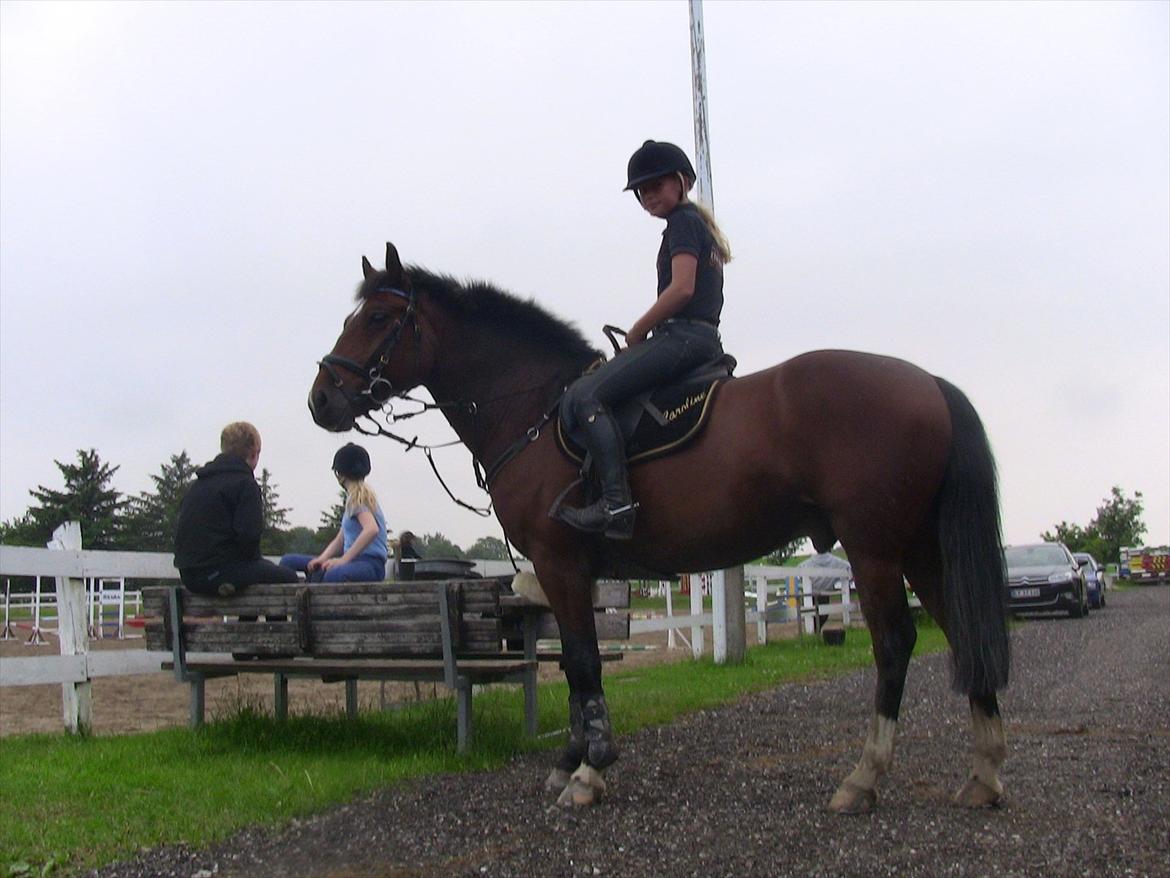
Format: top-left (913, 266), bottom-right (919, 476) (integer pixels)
top-left (556, 406), bottom-right (636, 540)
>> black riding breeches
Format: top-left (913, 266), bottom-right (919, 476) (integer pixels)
top-left (562, 320), bottom-right (723, 430)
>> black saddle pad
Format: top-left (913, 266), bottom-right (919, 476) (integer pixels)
top-left (556, 369), bottom-right (730, 467)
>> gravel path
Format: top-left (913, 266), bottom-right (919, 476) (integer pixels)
top-left (91, 587), bottom-right (1169, 878)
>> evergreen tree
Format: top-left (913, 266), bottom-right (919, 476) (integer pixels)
top-left (256, 468), bottom-right (291, 554)
top-left (319, 491), bottom-right (346, 533)
top-left (257, 468), bottom-right (290, 529)
top-left (122, 451), bottom-right (197, 550)
top-left (24, 449), bottom-right (127, 549)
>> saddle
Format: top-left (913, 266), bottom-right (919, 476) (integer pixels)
top-left (555, 353), bottom-right (736, 467)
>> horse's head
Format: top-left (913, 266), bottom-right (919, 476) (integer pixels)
top-left (309, 242), bottom-right (431, 431)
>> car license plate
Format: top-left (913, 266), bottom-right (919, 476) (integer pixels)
top-left (1012, 587), bottom-right (1040, 599)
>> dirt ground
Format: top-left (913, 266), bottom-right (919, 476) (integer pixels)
top-left (81, 586), bottom-right (1170, 878)
top-left (0, 620), bottom-right (786, 737)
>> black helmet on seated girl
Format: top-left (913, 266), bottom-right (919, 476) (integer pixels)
top-left (624, 140), bottom-right (696, 193)
top-left (332, 443), bottom-right (371, 480)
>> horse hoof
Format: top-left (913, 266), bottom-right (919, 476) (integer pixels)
top-left (545, 768), bottom-right (572, 794)
top-left (953, 776), bottom-right (1003, 809)
top-left (828, 782), bottom-right (876, 815)
top-left (556, 764), bottom-right (606, 808)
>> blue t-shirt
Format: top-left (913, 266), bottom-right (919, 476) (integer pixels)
top-left (342, 504), bottom-right (389, 562)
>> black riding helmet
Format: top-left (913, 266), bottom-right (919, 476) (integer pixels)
top-left (332, 443), bottom-right (371, 480)
top-left (624, 140), bottom-right (696, 193)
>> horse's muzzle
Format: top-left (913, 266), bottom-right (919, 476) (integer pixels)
top-left (308, 381), bottom-right (356, 432)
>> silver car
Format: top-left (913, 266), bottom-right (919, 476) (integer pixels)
top-left (1003, 542), bottom-right (1089, 618)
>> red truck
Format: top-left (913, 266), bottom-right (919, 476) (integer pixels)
top-left (1119, 546), bottom-right (1170, 585)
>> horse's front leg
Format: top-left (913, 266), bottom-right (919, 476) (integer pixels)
top-left (548, 633), bottom-right (616, 807)
top-left (533, 562), bottom-right (616, 807)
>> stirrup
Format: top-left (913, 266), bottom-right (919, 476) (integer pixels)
top-left (554, 498), bottom-right (638, 539)
top-left (602, 504), bottom-right (636, 541)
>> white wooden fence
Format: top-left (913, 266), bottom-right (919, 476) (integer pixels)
top-left (0, 523), bottom-right (876, 733)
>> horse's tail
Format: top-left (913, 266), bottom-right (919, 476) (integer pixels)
top-left (934, 376), bottom-right (1011, 695)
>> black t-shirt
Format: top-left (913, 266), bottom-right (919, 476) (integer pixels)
top-left (656, 203), bottom-right (724, 325)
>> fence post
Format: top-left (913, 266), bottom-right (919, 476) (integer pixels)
top-left (756, 575), bottom-right (768, 644)
top-left (50, 521), bottom-right (92, 734)
top-left (2, 580), bottom-right (14, 640)
top-left (800, 574), bottom-right (815, 635)
top-left (712, 569), bottom-right (726, 662)
top-left (663, 580), bottom-right (677, 649)
top-left (713, 565), bottom-right (746, 664)
top-left (690, 573), bottom-right (705, 659)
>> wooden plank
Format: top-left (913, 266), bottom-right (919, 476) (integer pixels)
top-left (498, 579), bottom-right (630, 611)
top-left (146, 621), bottom-right (501, 655)
top-left (170, 658), bottom-right (535, 683)
top-left (143, 581), bottom-right (500, 619)
top-left (528, 611), bottom-right (629, 641)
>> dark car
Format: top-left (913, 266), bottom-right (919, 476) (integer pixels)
top-left (1003, 542), bottom-right (1089, 618)
top-left (1073, 552), bottom-right (1107, 609)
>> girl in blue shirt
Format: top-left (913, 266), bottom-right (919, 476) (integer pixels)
top-left (280, 443), bottom-right (389, 582)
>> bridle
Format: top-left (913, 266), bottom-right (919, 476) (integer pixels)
top-left (317, 285), bottom-right (419, 407)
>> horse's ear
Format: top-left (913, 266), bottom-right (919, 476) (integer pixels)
top-left (385, 242), bottom-right (405, 281)
top-left (361, 256), bottom-right (375, 279)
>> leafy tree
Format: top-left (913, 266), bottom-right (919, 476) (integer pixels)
top-left (417, 532), bottom-right (466, 559)
top-left (1087, 486), bottom-right (1146, 563)
top-left (760, 539), bottom-right (802, 566)
top-left (1041, 486), bottom-right (1146, 564)
top-left (273, 525), bottom-right (321, 555)
top-left (0, 512), bottom-right (40, 547)
top-left (466, 536), bottom-right (509, 560)
top-left (122, 451), bottom-right (197, 550)
top-left (22, 449), bottom-right (127, 548)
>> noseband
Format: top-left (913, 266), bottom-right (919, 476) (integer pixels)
top-left (318, 286), bottom-right (419, 405)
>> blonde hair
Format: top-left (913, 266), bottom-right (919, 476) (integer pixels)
top-left (679, 174), bottom-right (732, 264)
top-left (220, 421), bottom-right (260, 458)
top-left (342, 478), bottom-right (379, 516)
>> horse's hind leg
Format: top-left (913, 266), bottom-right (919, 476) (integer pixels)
top-left (906, 555), bottom-right (1007, 808)
top-left (829, 557), bottom-right (917, 815)
top-left (955, 692), bottom-right (1006, 807)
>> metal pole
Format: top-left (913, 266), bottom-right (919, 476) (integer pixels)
top-left (689, 0), bottom-right (714, 210)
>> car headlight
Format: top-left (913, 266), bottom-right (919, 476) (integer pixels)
top-left (1048, 571), bottom-right (1074, 584)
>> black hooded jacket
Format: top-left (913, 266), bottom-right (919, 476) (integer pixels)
top-left (173, 453), bottom-right (264, 570)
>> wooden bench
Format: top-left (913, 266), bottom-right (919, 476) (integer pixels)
top-left (144, 577), bottom-right (631, 751)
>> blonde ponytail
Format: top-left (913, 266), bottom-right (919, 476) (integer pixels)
top-left (690, 199), bottom-right (733, 265)
top-left (676, 173), bottom-right (732, 263)
top-left (343, 479), bottom-right (379, 517)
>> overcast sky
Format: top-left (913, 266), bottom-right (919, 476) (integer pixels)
top-left (2, 0), bottom-right (1167, 555)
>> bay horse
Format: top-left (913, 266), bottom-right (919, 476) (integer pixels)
top-left (309, 243), bottom-right (1011, 813)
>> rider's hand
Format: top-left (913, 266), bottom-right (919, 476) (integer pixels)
top-left (626, 321), bottom-right (649, 345)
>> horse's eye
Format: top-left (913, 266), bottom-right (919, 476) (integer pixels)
top-left (369, 312), bottom-right (390, 325)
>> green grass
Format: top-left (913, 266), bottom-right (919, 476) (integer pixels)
top-left (0, 623), bottom-right (947, 875)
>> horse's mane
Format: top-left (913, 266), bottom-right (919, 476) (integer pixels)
top-left (359, 266), bottom-right (602, 371)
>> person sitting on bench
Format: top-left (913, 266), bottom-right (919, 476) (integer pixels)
top-left (173, 421), bottom-right (299, 596)
top-left (279, 443), bottom-right (390, 582)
